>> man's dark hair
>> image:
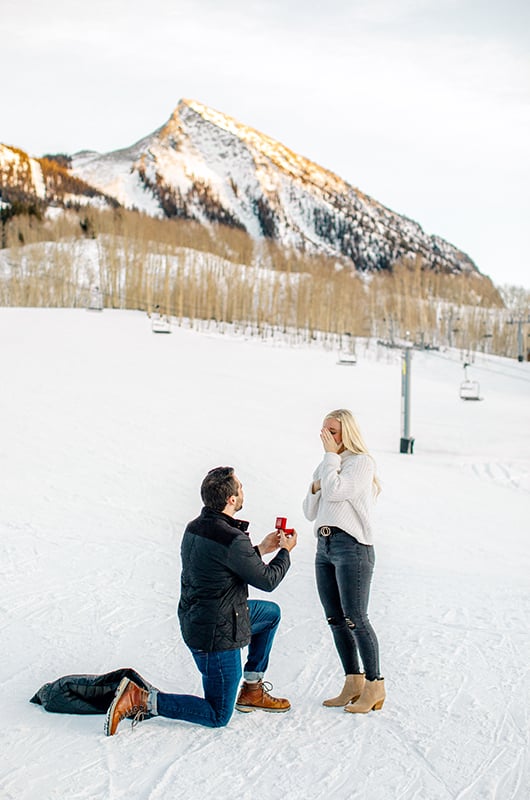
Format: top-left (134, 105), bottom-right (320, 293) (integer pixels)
top-left (201, 467), bottom-right (238, 511)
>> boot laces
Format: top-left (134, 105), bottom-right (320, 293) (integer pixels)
top-left (118, 703), bottom-right (147, 729)
top-left (131, 707), bottom-right (147, 729)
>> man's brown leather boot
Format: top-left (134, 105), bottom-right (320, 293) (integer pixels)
top-left (235, 680), bottom-right (291, 713)
top-left (105, 678), bottom-right (149, 735)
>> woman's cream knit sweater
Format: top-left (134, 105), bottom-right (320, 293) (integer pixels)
top-left (302, 450), bottom-right (375, 545)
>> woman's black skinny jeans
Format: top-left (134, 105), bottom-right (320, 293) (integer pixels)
top-left (315, 530), bottom-right (381, 681)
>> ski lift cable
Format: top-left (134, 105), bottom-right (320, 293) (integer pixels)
top-left (422, 348), bottom-right (530, 384)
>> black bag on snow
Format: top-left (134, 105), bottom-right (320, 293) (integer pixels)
top-left (30, 667), bottom-right (156, 714)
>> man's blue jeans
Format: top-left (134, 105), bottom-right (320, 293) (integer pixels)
top-left (154, 599), bottom-right (281, 728)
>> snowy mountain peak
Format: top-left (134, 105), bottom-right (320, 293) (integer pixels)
top-left (70, 98), bottom-right (478, 274)
top-left (1, 99), bottom-right (479, 276)
top-left (172, 98), bottom-right (349, 194)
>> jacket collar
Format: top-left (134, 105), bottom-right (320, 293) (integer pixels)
top-left (200, 506), bottom-right (250, 533)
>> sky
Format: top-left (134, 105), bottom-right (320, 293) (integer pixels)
top-left (1, 0), bottom-right (529, 288)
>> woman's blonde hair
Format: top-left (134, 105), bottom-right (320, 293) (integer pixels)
top-left (324, 408), bottom-right (381, 496)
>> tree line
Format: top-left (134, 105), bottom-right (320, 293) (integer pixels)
top-left (0, 207), bottom-right (528, 359)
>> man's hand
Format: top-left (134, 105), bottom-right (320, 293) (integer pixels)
top-left (279, 529), bottom-right (297, 552)
top-left (312, 479), bottom-right (321, 494)
top-left (257, 531), bottom-right (281, 556)
top-left (320, 427), bottom-right (341, 453)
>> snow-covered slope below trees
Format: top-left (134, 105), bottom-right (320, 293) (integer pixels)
top-left (1, 308), bottom-right (529, 799)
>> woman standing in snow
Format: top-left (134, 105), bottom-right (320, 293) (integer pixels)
top-left (302, 408), bottom-right (385, 713)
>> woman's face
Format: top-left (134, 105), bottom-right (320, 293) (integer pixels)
top-left (323, 418), bottom-right (344, 451)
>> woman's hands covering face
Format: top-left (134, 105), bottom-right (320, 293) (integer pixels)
top-left (320, 427), bottom-right (342, 453)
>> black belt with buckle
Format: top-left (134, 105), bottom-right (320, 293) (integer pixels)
top-left (318, 526), bottom-right (343, 537)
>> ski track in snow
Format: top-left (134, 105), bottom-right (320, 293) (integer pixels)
top-left (0, 309), bottom-right (529, 800)
top-left (465, 462), bottom-right (530, 494)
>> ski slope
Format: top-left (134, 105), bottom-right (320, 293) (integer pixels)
top-left (1, 308), bottom-right (529, 800)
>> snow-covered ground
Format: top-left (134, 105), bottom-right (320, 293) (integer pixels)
top-left (1, 308), bottom-right (529, 800)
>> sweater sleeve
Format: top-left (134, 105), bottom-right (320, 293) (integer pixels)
top-left (227, 535), bottom-right (291, 592)
top-left (320, 452), bottom-right (374, 503)
top-left (302, 482), bottom-right (320, 521)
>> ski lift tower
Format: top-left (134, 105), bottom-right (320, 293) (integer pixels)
top-left (400, 345), bottom-right (414, 454)
top-left (507, 316), bottom-right (530, 362)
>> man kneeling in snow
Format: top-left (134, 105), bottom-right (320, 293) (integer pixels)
top-left (106, 466), bottom-right (297, 735)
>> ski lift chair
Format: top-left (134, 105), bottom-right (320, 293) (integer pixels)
top-left (88, 287), bottom-right (103, 311)
top-left (459, 379), bottom-right (481, 401)
top-left (337, 352), bottom-right (357, 366)
top-left (459, 362), bottom-right (482, 400)
top-left (151, 314), bottom-right (172, 334)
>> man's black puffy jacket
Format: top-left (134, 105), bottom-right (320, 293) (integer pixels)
top-left (178, 507), bottom-right (290, 652)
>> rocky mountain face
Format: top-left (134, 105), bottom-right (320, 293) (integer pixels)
top-left (1, 99), bottom-right (478, 275)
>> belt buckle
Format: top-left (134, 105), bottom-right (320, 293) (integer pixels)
top-left (320, 526), bottom-right (332, 537)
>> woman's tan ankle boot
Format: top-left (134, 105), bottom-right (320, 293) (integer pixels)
top-left (344, 678), bottom-right (385, 713)
top-left (323, 674), bottom-right (365, 707)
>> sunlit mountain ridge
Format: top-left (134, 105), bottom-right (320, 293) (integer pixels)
top-left (2, 99), bottom-right (478, 276)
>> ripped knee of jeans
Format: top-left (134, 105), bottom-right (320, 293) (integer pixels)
top-left (327, 616), bottom-right (355, 629)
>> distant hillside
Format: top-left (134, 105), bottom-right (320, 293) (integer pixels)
top-left (0, 144), bottom-right (118, 222)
